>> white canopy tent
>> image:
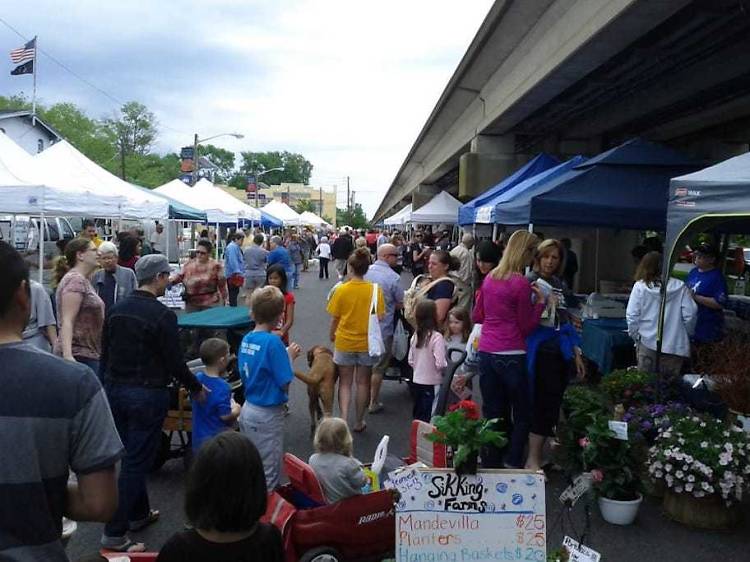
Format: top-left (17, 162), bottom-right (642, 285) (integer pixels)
top-left (409, 192), bottom-right (461, 224)
top-left (192, 179), bottom-right (262, 222)
top-left (384, 203), bottom-right (412, 226)
top-left (0, 132), bottom-right (123, 217)
top-left (260, 200), bottom-right (302, 226)
top-left (299, 210), bottom-right (330, 227)
top-left (155, 179), bottom-right (260, 224)
top-left (35, 140), bottom-right (169, 219)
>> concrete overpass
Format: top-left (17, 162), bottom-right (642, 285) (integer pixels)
top-left (374, 0), bottom-right (750, 222)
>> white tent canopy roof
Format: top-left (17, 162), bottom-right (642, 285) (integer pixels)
top-left (409, 192), bottom-right (461, 224)
top-left (299, 210), bottom-right (329, 226)
top-left (260, 200), bottom-right (302, 226)
top-left (384, 203), bottom-right (412, 225)
top-left (192, 179), bottom-right (261, 222)
top-left (35, 140), bottom-right (169, 219)
top-left (155, 179), bottom-right (260, 223)
top-left (0, 132), bottom-right (123, 217)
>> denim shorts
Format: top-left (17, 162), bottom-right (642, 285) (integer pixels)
top-left (333, 350), bottom-right (379, 367)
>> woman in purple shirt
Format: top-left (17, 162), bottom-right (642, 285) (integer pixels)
top-left (472, 231), bottom-right (545, 468)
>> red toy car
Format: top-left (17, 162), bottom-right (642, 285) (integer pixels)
top-left (263, 453), bottom-right (396, 562)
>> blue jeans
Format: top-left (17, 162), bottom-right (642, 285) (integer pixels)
top-left (292, 263), bottom-right (301, 288)
top-left (410, 382), bottom-right (438, 422)
top-left (103, 384), bottom-right (169, 538)
top-left (478, 352), bottom-right (531, 468)
top-left (286, 268), bottom-right (295, 292)
top-left (75, 356), bottom-right (100, 380)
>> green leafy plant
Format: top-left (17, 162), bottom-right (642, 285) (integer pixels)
top-left (547, 547), bottom-right (570, 562)
top-left (426, 400), bottom-right (506, 470)
top-left (581, 417), bottom-right (643, 501)
top-left (558, 385), bottom-right (608, 472)
top-left (648, 414), bottom-right (750, 506)
top-left (601, 369), bottom-right (657, 408)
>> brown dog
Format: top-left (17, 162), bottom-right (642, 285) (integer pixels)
top-left (294, 346), bottom-right (337, 435)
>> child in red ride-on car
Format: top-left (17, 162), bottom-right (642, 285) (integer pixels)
top-left (309, 417), bottom-right (368, 503)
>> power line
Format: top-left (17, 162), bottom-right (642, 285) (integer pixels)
top-left (0, 16), bottom-right (191, 136)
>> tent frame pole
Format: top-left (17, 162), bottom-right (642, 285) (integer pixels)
top-left (38, 211), bottom-right (45, 284)
top-left (595, 228), bottom-right (600, 292)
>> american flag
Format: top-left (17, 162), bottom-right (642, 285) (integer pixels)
top-left (10, 38), bottom-right (35, 64)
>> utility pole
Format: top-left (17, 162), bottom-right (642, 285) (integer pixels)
top-left (191, 133), bottom-right (199, 186)
top-left (319, 186), bottom-right (323, 216)
top-left (346, 176), bottom-right (351, 214)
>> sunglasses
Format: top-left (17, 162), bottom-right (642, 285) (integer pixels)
top-left (195, 250), bottom-right (208, 255)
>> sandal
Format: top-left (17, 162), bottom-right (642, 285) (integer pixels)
top-left (353, 422), bottom-right (367, 433)
top-left (368, 402), bottom-right (384, 414)
top-left (102, 539), bottom-right (146, 553)
top-left (129, 509), bottom-right (160, 532)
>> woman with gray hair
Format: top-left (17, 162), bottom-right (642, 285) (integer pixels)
top-left (93, 241), bottom-right (137, 315)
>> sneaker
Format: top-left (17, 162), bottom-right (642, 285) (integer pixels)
top-left (61, 517), bottom-right (77, 540)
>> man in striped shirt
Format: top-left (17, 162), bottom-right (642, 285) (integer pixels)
top-left (0, 241), bottom-right (124, 561)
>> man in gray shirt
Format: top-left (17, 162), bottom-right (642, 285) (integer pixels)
top-left (364, 244), bottom-right (405, 413)
top-left (243, 233), bottom-right (268, 302)
top-left (0, 241), bottom-right (123, 562)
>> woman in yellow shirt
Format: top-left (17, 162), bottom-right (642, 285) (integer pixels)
top-left (327, 248), bottom-right (384, 432)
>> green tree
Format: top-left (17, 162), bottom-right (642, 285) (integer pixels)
top-left (336, 204), bottom-right (368, 229)
top-left (103, 101), bottom-right (158, 179)
top-left (294, 199), bottom-right (317, 214)
top-left (238, 150), bottom-right (313, 186)
top-left (198, 144), bottom-right (235, 183)
top-left (40, 102), bottom-right (115, 163)
top-left (0, 93), bottom-right (32, 111)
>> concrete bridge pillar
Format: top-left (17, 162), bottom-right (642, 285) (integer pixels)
top-left (411, 184), bottom-right (442, 210)
top-left (459, 134), bottom-right (519, 200)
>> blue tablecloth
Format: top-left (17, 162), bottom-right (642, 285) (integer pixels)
top-left (581, 318), bottom-right (633, 374)
top-left (178, 306), bottom-right (253, 329)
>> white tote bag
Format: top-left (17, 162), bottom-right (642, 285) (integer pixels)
top-left (368, 283), bottom-right (385, 357)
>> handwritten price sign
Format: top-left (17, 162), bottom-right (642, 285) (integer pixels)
top-left (393, 469), bottom-right (546, 562)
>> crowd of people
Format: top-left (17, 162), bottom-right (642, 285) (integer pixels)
top-left (0, 213), bottom-right (733, 560)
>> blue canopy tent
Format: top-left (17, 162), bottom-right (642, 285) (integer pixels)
top-left (525, 139), bottom-right (700, 230)
top-left (485, 156), bottom-right (588, 225)
top-left (458, 153), bottom-right (559, 225)
top-left (240, 211), bottom-right (283, 228)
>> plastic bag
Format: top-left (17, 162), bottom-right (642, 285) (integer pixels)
top-left (392, 315), bottom-right (409, 361)
top-left (465, 323), bottom-right (482, 364)
top-left (368, 283), bottom-right (385, 357)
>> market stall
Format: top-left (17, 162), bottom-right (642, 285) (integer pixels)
top-left (383, 203), bottom-right (412, 226)
top-left (260, 200), bottom-right (302, 226)
top-left (408, 191), bottom-right (461, 224)
top-left (299, 210), bottom-right (330, 228)
top-left (457, 152), bottom-right (558, 225)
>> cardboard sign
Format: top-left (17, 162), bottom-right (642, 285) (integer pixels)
top-left (608, 420), bottom-right (629, 441)
top-left (393, 468), bottom-right (546, 562)
top-left (562, 536), bottom-right (601, 562)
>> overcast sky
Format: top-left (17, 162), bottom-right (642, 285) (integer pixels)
top-left (0, 0), bottom-right (493, 217)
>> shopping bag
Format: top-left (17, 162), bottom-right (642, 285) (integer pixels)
top-left (368, 283), bottom-right (385, 357)
top-left (465, 323), bottom-right (482, 364)
top-left (392, 314), bottom-right (409, 361)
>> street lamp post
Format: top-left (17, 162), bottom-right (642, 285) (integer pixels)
top-left (253, 167), bottom-right (284, 207)
top-left (192, 132), bottom-right (244, 185)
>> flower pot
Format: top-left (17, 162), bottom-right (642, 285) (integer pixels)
top-left (598, 494), bottom-right (642, 525)
top-left (662, 489), bottom-right (742, 530)
top-left (454, 452), bottom-right (478, 476)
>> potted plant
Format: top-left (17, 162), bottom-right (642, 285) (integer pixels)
top-left (581, 417), bottom-right (644, 525)
top-left (558, 385), bottom-right (608, 472)
top-left (600, 369), bottom-right (658, 409)
top-left (426, 400), bottom-right (506, 475)
top-left (648, 414), bottom-right (749, 529)
top-left (694, 334), bottom-right (750, 424)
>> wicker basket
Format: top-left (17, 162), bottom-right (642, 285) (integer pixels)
top-left (663, 489), bottom-right (742, 530)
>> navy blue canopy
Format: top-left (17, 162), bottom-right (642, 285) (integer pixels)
top-left (240, 211), bottom-right (283, 228)
top-left (458, 153), bottom-right (558, 225)
top-left (489, 156), bottom-right (588, 225)
top-left (526, 139), bottom-right (700, 230)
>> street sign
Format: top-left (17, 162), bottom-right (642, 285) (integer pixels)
top-left (180, 146), bottom-right (194, 159)
top-left (179, 173), bottom-right (192, 184)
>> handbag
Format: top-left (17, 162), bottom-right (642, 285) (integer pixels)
top-left (392, 312), bottom-right (409, 361)
top-left (368, 283), bottom-right (385, 357)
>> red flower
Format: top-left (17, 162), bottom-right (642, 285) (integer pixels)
top-left (578, 437), bottom-right (591, 448)
top-left (449, 400), bottom-right (481, 420)
top-left (591, 469), bottom-right (604, 483)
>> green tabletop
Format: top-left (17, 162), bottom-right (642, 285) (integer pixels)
top-left (178, 306), bottom-right (253, 329)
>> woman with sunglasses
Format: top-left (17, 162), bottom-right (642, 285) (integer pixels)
top-left (171, 239), bottom-right (228, 313)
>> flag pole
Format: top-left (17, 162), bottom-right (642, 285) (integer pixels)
top-left (31, 36), bottom-right (37, 126)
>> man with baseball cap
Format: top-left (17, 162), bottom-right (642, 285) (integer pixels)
top-left (100, 254), bottom-right (206, 553)
top-left (686, 243), bottom-right (728, 347)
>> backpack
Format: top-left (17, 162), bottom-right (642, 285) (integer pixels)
top-left (403, 274), bottom-right (470, 328)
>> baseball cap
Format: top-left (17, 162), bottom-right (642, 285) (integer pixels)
top-left (694, 243), bottom-right (718, 257)
top-left (135, 254), bottom-right (171, 283)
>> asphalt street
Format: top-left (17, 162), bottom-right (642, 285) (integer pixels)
top-left (66, 266), bottom-right (749, 561)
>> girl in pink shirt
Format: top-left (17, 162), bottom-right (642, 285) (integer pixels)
top-left (471, 231), bottom-right (545, 468)
top-left (408, 300), bottom-right (447, 422)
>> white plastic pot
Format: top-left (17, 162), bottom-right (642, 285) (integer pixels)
top-left (598, 494), bottom-right (643, 525)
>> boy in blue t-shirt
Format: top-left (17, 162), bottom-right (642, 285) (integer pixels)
top-left (238, 285), bottom-right (301, 490)
top-left (191, 338), bottom-right (241, 452)
top-left (686, 244), bottom-right (728, 344)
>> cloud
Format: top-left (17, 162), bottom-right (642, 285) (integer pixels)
top-left (0, 0), bottom-right (493, 215)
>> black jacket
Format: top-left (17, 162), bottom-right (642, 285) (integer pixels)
top-left (331, 234), bottom-right (354, 260)
top-left (100, 290), bottom-right (201, 391)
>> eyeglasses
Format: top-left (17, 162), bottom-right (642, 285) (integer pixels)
top-left (195, 250), bottom-right (208, 255)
